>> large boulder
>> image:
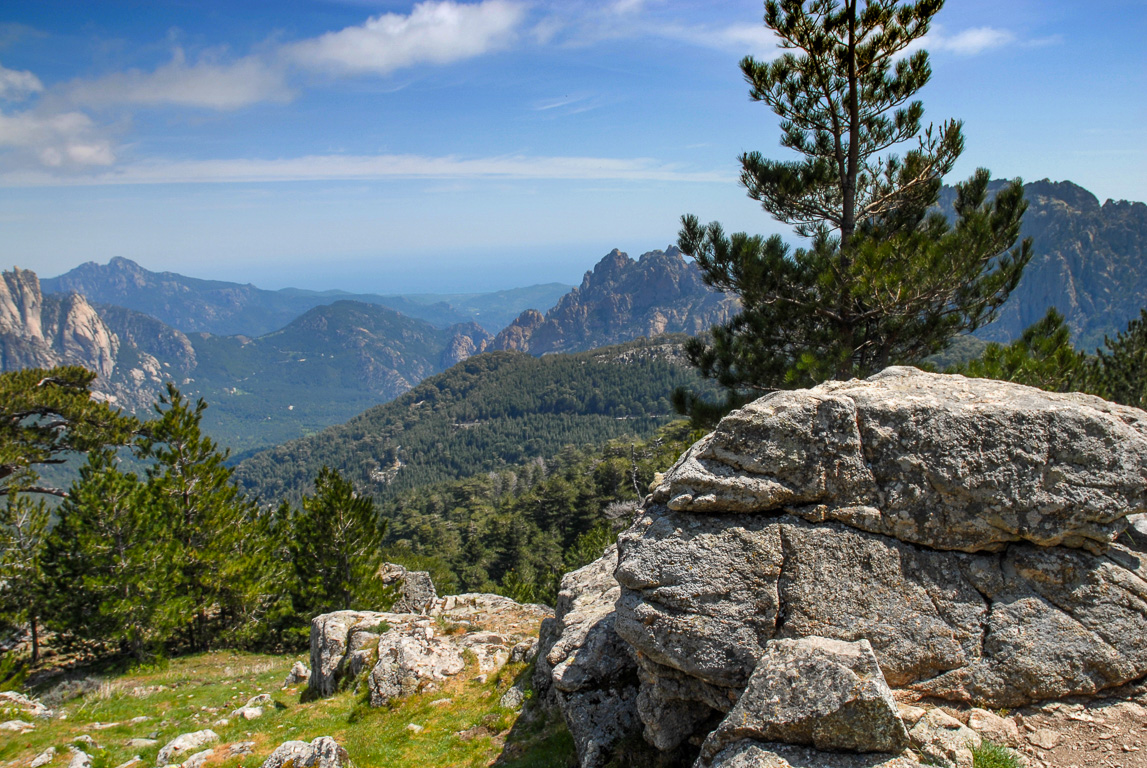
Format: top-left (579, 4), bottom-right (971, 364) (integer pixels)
top-left (600, 368), bottom-right (1147, 761)
top-left (260, 736), bottom-right (350, 768)
top-left (533, 546), bottom-right (643, 768)
top-left (378, 563), bottom-right (438, 614)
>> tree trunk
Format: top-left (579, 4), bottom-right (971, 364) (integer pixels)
top-left (30, 612), bottom-right (40, 665)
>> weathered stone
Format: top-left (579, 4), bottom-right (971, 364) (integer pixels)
top-left (259, 736), bottom-right (350, 768)
top-left (908, 710), bottom-right (980, 768)
top-left (499, 682), bottom-right (526, 710)
top-left (113, 758), bottom-right (142, 768)
top-left (309, 611), bottom-right (395, 696)
top-left (0, 719), bottom-right (33, 732)
top-left (966, 708), bottom-right (1019, 747)
top-left (698, 638), bottom-right (907, 765)
top-left (510, 638), bottom-right (538, 664)
top-left (29, 747), bottom-right (55, 767)
top-left (368, 630), bottom-right (465, 707)
top-left (652, 367), bottom-right (1147, 553)
top-left (1026, 728), bottom-right (1062, 750)
top-left (156, 730), bottom-right (218, 766)
top-left (283, 660), bottom-right (311, 687)
top-left (232, 706), bottom-right (263, 720)
top-left (616, 506), bottom-right (1147, 710)
top-left (535, 546), bottom-right (642, 768)
top-left (227, 742), bottom-right (255, 757)
top-left (704, 741), bottom-right (927, 768)
top-left (180, 749), bottom-right (214, 768)
top-left (67, 748), bottom-right (92, 768)
top-left (126, 739), bottom-right (158, 749)
top-left (379, 563), bottom-right (439, 614)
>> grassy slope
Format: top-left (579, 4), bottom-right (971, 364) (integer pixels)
top-left (1, 651), bottom-right (574, 768)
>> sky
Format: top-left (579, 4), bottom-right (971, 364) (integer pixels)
top-left (1, 0), bottom-right (1144, 294)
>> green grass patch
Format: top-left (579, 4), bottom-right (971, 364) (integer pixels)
top-left (0, 651), bottom-right (574, 768)
top-left (971, 739), bottom-right (1023, 768)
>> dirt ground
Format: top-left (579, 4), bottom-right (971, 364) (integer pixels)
top-left (1009, 695), bottom-right (1147, 768)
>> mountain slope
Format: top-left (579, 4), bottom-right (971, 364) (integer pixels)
top-left (490, 247), bottom-right (739, 355)
top-left (232, 336), bottom-right (715, 505)
top-left (942, 179), bottom-right (1147, 350)
top-left (42, 257), bottom-right (569, 336)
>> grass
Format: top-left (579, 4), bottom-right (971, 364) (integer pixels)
top-left (971, 740), bottom-right (1023, 768)
top-left (0, 651), bottom-right (576, 768)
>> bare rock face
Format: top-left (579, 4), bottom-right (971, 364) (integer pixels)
top-left (697, 638), bottom-right (908, 765)
top-left (589, 367), bottom-right (1147, 763)
top-left (705, 742), bottom-right (927, 768)
top-left (654, 367), bottom-right (1147, 553)
top-left (378, 563), bottom-right (439, 614)
top-left (534, 546), bottom-right (642, 768)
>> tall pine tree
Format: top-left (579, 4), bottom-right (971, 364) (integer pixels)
top-left (676, 0), bottom-right (1031, 421)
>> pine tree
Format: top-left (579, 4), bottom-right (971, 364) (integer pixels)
top-left (42, 451), bottom-right (179, 659)
top-left (286, 467), bottom-right (388, 632)
top-left (1090, 309), bottom-right (1147, 409)
top-left (676, 0), bottom-right (1031, 421)
top-left (0, 494), bottom-right (50, 663)
top-left (0, 366), bottom-right (136, 498)
top-left (138, 385), bottom-right (268, 652)
top-left (951, 308), bottom-right (1087, 393)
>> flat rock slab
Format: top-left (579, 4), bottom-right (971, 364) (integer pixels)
top-left (699, 637), bottom-right (908, 764)
top-left (704, 741), bottom-right (926, 768)
top-left (652, 367), bottom-right (1147, 553)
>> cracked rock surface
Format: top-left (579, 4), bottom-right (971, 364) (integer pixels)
top-left (602, 368), bottom-right (1147, 761)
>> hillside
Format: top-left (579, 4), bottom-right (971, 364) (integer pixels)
top-left (1, 269), bottom-right (501, 455)
top-left (491, 246), bottom-right (738, 355)
top-left (232, 336), bottom-right (716, 505)
top-left (42, 257), bottom-right (570, 336)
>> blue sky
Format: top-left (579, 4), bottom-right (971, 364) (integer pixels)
top-left (1, 0), bottom-right (1144, 293)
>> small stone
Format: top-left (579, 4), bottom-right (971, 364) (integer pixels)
top-left (227, 742), bottom-right (255, 757)
top-left (909, 709), bottom-right (982, 768)
top-left (156, 729), bottom-right (219, 766)
top-left (1027, 729), bottom-right (1062, 750)
top-left (112, 759), bottom-right (142, 768)
top-left (406, 723), bottom-right (424, 733)
top-left (429, 698), bottom-right (453, 706)
top-left (180, 749), bottom-right (214, 768)
top-left (968, 707), bottom-right (1020, 747)
top-left (473, 674), bottom-right (488, 684)
top-left (29, 747), bottom-right (56, 768)
top-left (66, 749), bottom-right (92, 768)
top-left (125, 739), bottom-right (158, 749)
top-left (499, 686), bottom-right (525, 710)
top-left (0, 719), bottom-right (34, 732)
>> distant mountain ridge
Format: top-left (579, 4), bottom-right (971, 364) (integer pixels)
top-left (1, 268), bottom-right (496, 454)
top-left (491, 246), bottom-right (739, 355)
top-left (42, 256), bottom-right (571, 336)
top-left (943, 179), bottom-right (1147, 350)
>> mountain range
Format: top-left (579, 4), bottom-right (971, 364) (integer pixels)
top-left (6, 177), bottom-right (1147, 462)
top-left (42, 256), bottom-right (571, 336)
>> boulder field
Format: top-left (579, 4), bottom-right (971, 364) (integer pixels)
top-left (535, 367), bottom-right (1147, 767)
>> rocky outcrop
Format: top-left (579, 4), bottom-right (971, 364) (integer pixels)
top-left (533, 546), bottom-right (642, 768)
top-left (490, 248), bottom-right (738, 355)
top-left (260, 736), bottom-right (351, 768)
top-left (310, 589), bottom-right (550, 705)
top-left (542, 367), bottom-right (1147, 767)
top-left (378, 563), bottom-right (439, 614)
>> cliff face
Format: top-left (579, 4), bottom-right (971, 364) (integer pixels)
top-left (490, 247), bottom-right (738, 355)
top-left (961, 180), bottom-right (1147, 349)
top-left (0, 267), bottom-right (194, 410)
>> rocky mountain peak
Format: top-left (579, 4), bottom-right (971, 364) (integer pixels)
top-left (490, 247), bottom-right (737, 355)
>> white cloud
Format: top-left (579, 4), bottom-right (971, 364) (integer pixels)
top-left (288, 0), bottom-right (527, 76)
top-left (0, 108), bottom-right (114, 168)
top-left (0, 151), bottom-right (730, 186)
top-left (919, 26), bottom-right (1015, 56)
top-left (0, 63), bottom-right (43, 101)
top-left (62, 49), bottom-right (291, 110)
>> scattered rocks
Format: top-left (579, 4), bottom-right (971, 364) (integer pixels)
top-left (156, 730), bottom-right (219, 766)
top-left (0, 719), bottom-right (34, 732)
top-left (283, 661), bottom-right (311, 687)
top-left (698, 637), bottom-right (909, 765)
top-left (126, 739), bottom-right (158, 749)
top-left (259, 736), bottom-right (351, 768)
top-left (0, 690), bottom-right (52, 719)
top-left (226, 742), bottom-right (255, 757)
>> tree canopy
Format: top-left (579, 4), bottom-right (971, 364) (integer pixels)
top-left (676, 0), bottom-right (1031, 421)
top-left (0, 366), bottom-right (136, 497)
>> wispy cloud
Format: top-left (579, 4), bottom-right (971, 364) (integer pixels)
top-left (287, 0), bottom-right (527, 76)
top-left (60, 49), bottom-right (292, 110)
top-left (0, 108), bottom-right (115, 168)
top-left (928, 26), bottom-right (1015, 55)
top-left (0, 152), bottom-right (730, 187)
top-left (0, 62), bottom-right (43, 101)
